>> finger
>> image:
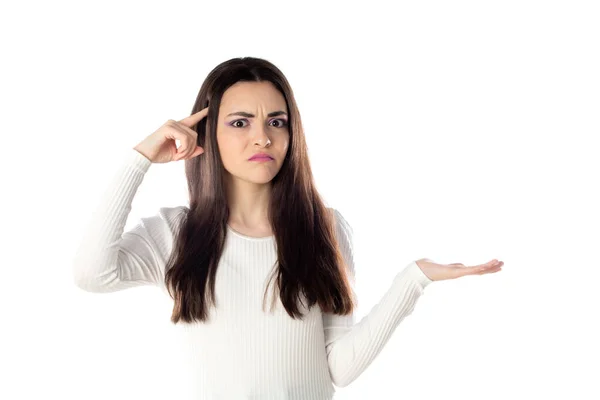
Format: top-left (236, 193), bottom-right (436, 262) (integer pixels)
top-left (169, 129), bottom-right (193, 160)
top-left (178, 136), bottom-right (194, 160)
top-left (482, 266), bottom-right (503, 275)
top-left (178, 107), bottom-right (209, 129)
top-left (474, 259), bottom-right (500, 269)
top-left (475, 264), bottom-right (503, 275)
top-left (175, 121), bottom-right (202, 138)
top-left (169, 140), bottom-right (179, 158)
top-left (168, 121), bottom-right (199, 153)
top-left (188, 146), bottom-right (205, 159)
top-left (485, 260), bottom-right (503, 269)
top-left (166, 122), bottom-right (196, 160)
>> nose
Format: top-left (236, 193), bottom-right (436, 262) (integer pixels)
top-left (253, 124), bottom-right (271, 147)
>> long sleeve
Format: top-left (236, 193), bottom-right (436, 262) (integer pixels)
top-left (322, 208), bottom-right (433, 388)
top-left (72, 148), bottom-right (184, 292)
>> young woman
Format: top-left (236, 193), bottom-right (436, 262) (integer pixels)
top-left (72, 56), bottom-right (503, 399)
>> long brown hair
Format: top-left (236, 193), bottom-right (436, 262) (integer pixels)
top-left (164, 57), bottom-right (355, 324)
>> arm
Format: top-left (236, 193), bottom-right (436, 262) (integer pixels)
top-left (322, 209), bottom-right (433, 388)
top-left (72, 148), bottom-right (185, 292)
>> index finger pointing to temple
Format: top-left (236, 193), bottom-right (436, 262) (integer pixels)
top-left (178, 107), bottom-right (209, 128)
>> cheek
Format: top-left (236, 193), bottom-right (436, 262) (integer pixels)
top-left (217, 134), bottom-right (244, 160)
top-left (280, 137), bottom-right (290, 153)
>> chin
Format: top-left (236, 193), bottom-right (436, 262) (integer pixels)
top-left (226, 163), bottom-right (282, 184)
top-left (240, 169), bottom-right (280, 184)
top-left (245, 176), bottom-right (276, 185)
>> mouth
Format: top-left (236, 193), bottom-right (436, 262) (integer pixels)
top-left (249, 156), bottom-right (274, 162)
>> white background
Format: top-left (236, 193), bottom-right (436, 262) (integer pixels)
top-left (1, 0), bottom-right (598, 399)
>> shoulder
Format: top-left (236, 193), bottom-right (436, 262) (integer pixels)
top-left (327, 207), bottom-right (354, 238)
top-left (156, 205), bottom-right (189, 227)
top-left (327, 207), bottom-right (355, 259)
top-left (327, 207), bottom-right (356, 276)
top-left (141, 205), bottom-right (188, 230)
top-left (137, 205), bottom-right (189, 253)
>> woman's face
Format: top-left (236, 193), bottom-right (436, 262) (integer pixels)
top-left (216, 81), bottom-right (290, 185)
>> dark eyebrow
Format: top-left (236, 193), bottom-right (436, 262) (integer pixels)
top-left (226, 111), bottom-right (288, 118)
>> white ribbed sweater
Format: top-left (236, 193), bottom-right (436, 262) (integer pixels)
top-left (72, 148), bottom-right (433, 400)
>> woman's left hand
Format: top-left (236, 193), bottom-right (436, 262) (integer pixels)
top-left (415, 258), bottom-right (504, 282)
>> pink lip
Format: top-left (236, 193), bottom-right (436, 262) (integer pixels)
top-left (249, 156), bottom-right (273, 162)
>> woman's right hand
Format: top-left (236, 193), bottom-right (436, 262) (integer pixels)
top-left (134, 107), bottom-right (209, 164)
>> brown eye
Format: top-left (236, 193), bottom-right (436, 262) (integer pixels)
top-left (230, 119), bottom-right (248, 128)
top-left (270, 118), bottom-right (288, 128)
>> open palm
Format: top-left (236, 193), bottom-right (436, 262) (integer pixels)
top-left (415, 258), bottom-right (504, 282)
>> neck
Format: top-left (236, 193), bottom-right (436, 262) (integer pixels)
top-left (226, 176), bottom-right (272, 228)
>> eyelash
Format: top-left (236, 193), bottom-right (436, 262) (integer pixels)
top-left (229, 118), bottom-right (288, 128)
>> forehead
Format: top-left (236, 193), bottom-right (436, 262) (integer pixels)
top-left (220, 81), bottom-right (286, 110)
